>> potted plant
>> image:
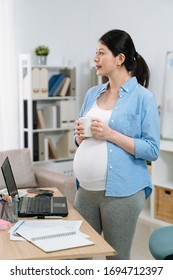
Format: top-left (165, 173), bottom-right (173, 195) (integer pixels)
top-left (34, 45), bottom-right (50, 65)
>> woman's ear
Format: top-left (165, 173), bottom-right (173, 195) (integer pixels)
top-left (117, 53), bottom-right (125, 66)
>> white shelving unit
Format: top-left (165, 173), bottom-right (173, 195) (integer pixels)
top-left (152, 140), bottom-right (173, 189)
top-left (139, 139), bottom-right (173, 225)
top-left (150, 139), bottom-right (173, 224)
top-left (19, 54), bottom-right (77, 166)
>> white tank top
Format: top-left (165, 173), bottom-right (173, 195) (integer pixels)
top-left (73, 101), bottom-right (112, 191)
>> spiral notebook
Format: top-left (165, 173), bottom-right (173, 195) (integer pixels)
top-left (15, 222), bottom-right (94, 252)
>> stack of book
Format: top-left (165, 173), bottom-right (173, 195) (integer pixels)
top-left (33, 133), bottom-right (58, 161)
top-left (31, 69), bottom-right (71, 98)
top-left (36, 100), bottom-right (76, 129)
top-left (33, 130), bottom-right (76, 162)
top-left (48, 74), bottom-right (71, 97)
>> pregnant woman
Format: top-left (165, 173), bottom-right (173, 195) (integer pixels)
top-left (73, 29), bottom-right (160, 260)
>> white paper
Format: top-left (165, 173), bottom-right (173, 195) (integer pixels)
top-left (10, 220), bottom-right (88, 240)
top-left (14, 220), bottom-right (94, 252)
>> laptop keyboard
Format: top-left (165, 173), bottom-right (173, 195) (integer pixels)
top-left (20, 196), bottom-right (51, 215)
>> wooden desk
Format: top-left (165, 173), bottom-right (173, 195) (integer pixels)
top-left (0, 188), bottom-right (116, 260)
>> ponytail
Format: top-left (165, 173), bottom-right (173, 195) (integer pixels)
top-left (133, 52), bottom-right (150, 88)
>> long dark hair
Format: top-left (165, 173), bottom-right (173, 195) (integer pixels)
top-left (99, 29), bottom-right (150, 88)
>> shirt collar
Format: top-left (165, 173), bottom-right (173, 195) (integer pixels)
top-left (121, 76), bottom-right (138, 93)
top-left (99, 76), bottom-right (138, 95)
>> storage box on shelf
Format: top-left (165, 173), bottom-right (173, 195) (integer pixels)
top-left (19, 54), bottom-right (77, 165)
top-left (154, 185), bottom-right (173, 223)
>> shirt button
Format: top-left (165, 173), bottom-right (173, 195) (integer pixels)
top-left (110, 149), bottom-right (112, 152)
top-left (111, 119), bottom-right (114, 123)
top-left (109, 165), bottom-right (112, 169)
top-left (119, 94), bottom-right (122, 98)
top-left (114, 107), bottom-right (118, 110)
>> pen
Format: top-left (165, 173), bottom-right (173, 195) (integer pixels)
top-left (13, 220), bottom-right (26, 233)
top-left (33, 216), bottom-right (63, 219)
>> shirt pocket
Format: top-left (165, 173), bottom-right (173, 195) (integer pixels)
top-left (123, 113), bottom-right (141, 137)
top-left (112, 113), bottom-right (141, 137)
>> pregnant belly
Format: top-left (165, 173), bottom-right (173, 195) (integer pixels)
top-left (73, 138), bottom-right (108, 182)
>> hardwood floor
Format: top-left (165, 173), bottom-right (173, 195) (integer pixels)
top-left (131, 218), bottom-right (160, 260)
top-left (94, 218), bottom-right (161, 260)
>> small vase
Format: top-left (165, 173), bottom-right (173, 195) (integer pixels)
top-left (37, 55), bottom-right (47, 65)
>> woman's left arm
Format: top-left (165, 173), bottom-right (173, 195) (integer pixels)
top-left (91, 118), bottom-right (135, 155)
top-left (91, 95), bottom-right (160, 160)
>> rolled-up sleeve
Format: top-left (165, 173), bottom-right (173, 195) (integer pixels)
top-left (135, 95), bottom-right (160, 161)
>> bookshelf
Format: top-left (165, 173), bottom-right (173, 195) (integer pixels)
top-left (19, 54), bottom-right (77, 164)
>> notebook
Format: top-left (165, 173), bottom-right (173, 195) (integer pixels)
top-left (1, 157), bottom-right (68, 218)
top-left (14, 220), bottom-right (94, 252)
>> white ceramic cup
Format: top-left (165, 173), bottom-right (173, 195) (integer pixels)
top-left (80, 117), bottom-right (92, 137)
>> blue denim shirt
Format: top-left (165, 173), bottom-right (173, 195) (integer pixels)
top-left (75, 77), bottom-right (160, 198)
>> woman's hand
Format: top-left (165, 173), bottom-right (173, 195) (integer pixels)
top-left (75, 117), bottom-right (113, 144)
top-left (91, 118), bottom-right (112, 141)
top-left (91, 118), bottom-right (135, 155)
top-left (75, 119), bottom-right (86, 145)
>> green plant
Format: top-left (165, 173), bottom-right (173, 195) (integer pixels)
top-left (35, 45), bottom-right (50, 56)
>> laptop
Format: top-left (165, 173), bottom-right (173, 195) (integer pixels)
top-left (1, 156), bottom-right (68, 218)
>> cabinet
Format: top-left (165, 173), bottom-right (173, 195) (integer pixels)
top-left (19, 54), bottom-right (77, 164)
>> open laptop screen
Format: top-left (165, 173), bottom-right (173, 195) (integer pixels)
top-left (1, 156), bottom-right (18, 198)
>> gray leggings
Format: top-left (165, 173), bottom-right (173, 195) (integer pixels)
top-left (74, 187), bottom-right (145, 260)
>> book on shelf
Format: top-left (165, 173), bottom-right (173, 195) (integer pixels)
top-left (42, 105), bottom-right (60, 128)
top-left (38, 133), bottom-right (45, 161)
top-left (68, 68), bottom-right (76, 96)
top-left (53, 78), bottom-right (65, 97)
top-left (58, 77), bottom-right (71, 96)
top-left (24, 100), bottom-right (28, 128)
top-left (37, 109), bottom-right (45, 129)
top-left (60, 68), bottom-right (76, 96)
top-left (32, 68), bottom-right (40, 95)
top-left (43, 136), bottom-right (58, 160)
top-left (33, 101), bottom-right (38, 129)
top-left (57, 131), bottom-right (76, 158)
top-left (48, 137), bottom-right (58, 159)
top-left (32, 68), bottom-right (48, 98)
top-left (40, 68), bottom-right (48, 96)
top-left (33, 133), bottom-right (39, 161)
top-left (44, 137), bottom-right (49, 161)
top-left (24, 100), bottom-right (38, 129)
top-left (48, 73), bottom-right (65, 97)
top-left (33, 132), bottom-right (47, 161)
top-left (24, 132), bottom-right (28, 148)
top-left (56, 99), bottom-right (76, 128)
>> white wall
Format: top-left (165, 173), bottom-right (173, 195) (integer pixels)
top-left (3, 0), bottom-right (173, 149)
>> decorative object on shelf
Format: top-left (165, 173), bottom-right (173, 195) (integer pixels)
top-left (34, 45), bottom-right (50, 65)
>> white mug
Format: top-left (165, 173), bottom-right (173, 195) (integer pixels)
top-left (79, 117), bottom-right (92, 137)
